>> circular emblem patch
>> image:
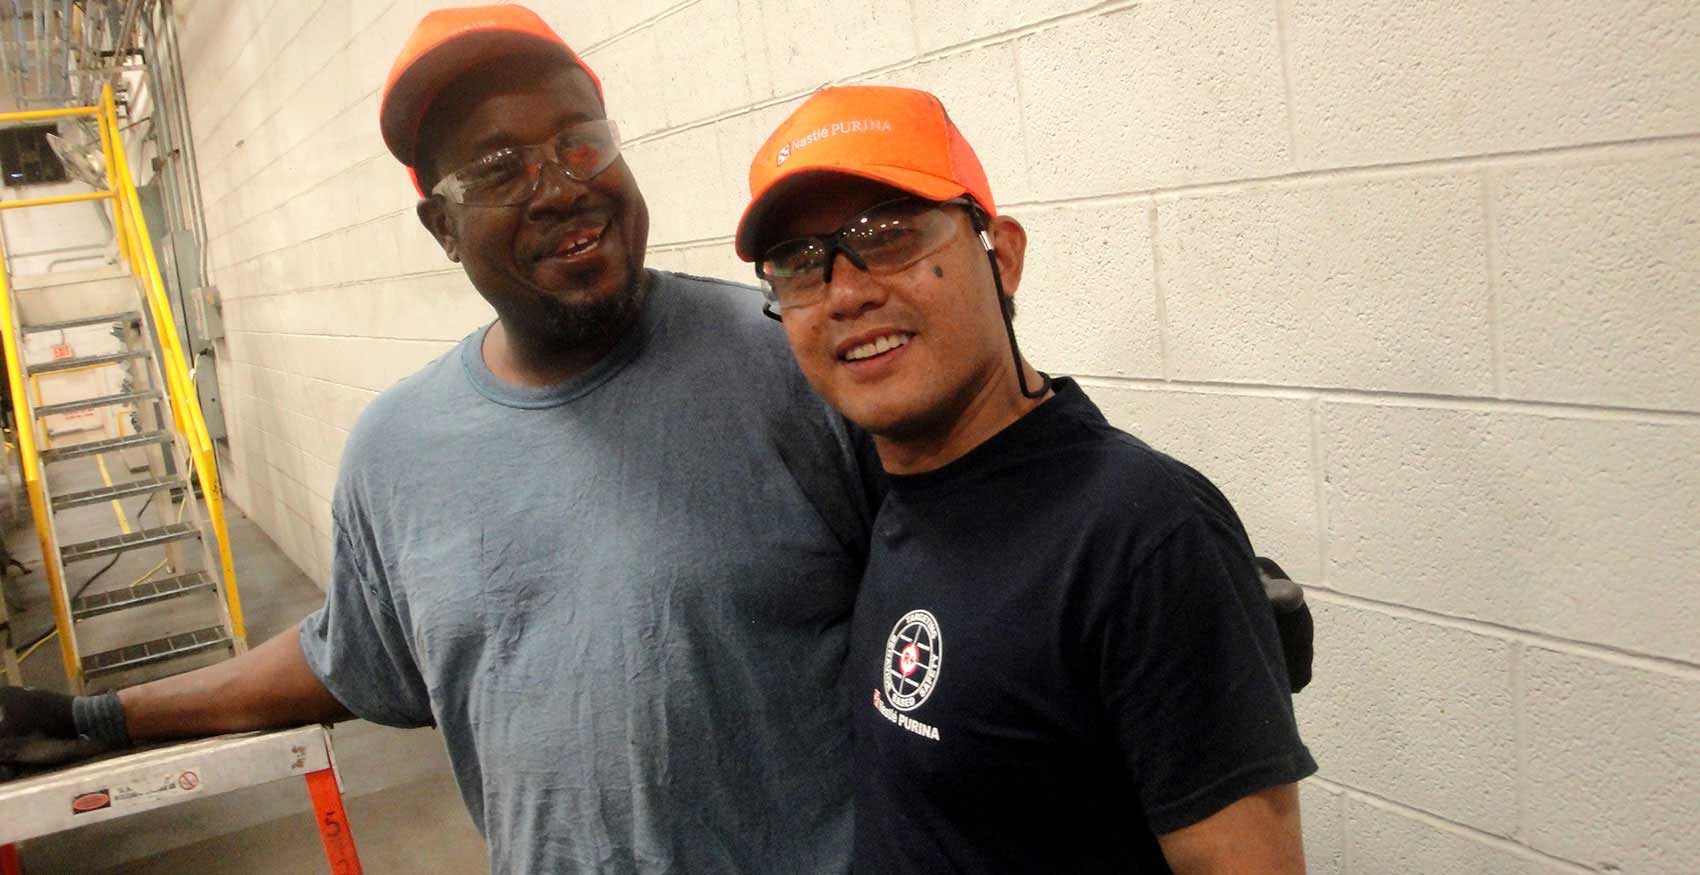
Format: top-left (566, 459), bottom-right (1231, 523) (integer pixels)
top-left (883, 609), bottom-right (942, 712)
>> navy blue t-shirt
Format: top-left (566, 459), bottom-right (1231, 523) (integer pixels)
top-left (850, 379), bottom-right (1316, 872)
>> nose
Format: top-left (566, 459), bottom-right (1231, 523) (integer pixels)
top-left (524, 161), bottom-right (589, 219)
top-left (823, 250), bottom-right (888, 319)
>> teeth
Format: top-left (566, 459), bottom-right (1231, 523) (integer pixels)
top-left (844, 333), bottom-right (911, 362)
top-left (555, 225), bottom-right (604, 258)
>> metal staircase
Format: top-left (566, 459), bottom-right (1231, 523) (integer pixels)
top-left (0, 584), bottom-right (17, 685)
top-left (0, 85), bottom-right (244, 692)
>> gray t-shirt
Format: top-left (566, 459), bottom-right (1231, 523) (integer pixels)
top-left (299, 271), bottom-right (874, 873)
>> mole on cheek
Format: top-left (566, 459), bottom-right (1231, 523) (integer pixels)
top-left (932, 265), bottom-right (945, 279)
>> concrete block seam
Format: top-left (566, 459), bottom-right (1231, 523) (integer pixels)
top-left (1309, 395), bottom-right (1328, 583)
top-left (224, 327), bottom-right (464, 346)
top-left (1304, 588), bottom-right (1700, 681)
top-left (1308, 775), bottom-right (1596, 875)
top-left (217, 360), bottom-right (377, 403)
top-left (1510, 640), bottom-right (1528, 843)
top-left (1008, 15), bottom-right (1036, 197)
top-left (1481, 168), bottom-right (1505, 398)
top-left (1008, 133), bottom-right (1700, 209)
top-left (923, 0), bottom-right (1146, 59)
top-left (1273, 0), bottom-right (1299, 159)
top-left (1146, 200), bottom-right (1171, 380)
top-left (903, 0), bottom-right (924, 58)
top-left (615, 0), bottom-right (1138, 152)
top-left (192, 0), bottom-right (345, 154)
top-left (580, 0), bottom-right (704, 57)
top-left (205, 268), bottom-right (466, 305)
top-left (1070, 374), bottom-right (1700, 426)
top-left (207, 100), bottom-right (386, 214)
top-left (207, 176), bottom-right (407, 263)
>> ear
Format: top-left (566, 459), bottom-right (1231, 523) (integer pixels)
top-left (986, 214), bottom-right (1027, 297)
top-left (416, 197), bottom-right (461, 263)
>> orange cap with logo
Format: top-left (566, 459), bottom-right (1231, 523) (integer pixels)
top-left (379, 4), bottom-right (603, 191)
top-left (735, 85), bottom-right (995, 261)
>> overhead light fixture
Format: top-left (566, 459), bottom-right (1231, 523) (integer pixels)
top-left (47, 131), bottom-right (106, 188)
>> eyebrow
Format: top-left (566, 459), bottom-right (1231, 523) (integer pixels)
top-left (465, 113), bottom-right (600, 156)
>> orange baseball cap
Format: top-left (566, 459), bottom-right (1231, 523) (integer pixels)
top-left (735, 85), bottom-right (995, 261)
top-left (379, 4), bottom-right (603, 176)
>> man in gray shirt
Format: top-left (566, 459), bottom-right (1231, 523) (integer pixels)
top-left (0, 6), bottom-right (873, 872)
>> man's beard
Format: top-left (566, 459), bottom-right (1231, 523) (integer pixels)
top-left (528, 269), bottom-right (648, 351)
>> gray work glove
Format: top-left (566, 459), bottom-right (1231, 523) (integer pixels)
top-left (0, 686), bottom-right (127, 782)
top-left (1255, 557), bottom-right (1313, 693)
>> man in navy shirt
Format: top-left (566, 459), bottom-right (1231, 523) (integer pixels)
top-left (735, 85), bottom-right (1316, 873)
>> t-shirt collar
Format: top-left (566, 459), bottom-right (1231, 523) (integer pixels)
top-left (883, 377), bottom-right (1094, 499)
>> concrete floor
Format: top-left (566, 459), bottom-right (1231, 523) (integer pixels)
top-left (2, 453), bottom-right (487, 873)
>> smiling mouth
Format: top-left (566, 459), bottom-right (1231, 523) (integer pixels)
top-left (841, 332), bottom-right (913, 362)
top-left (539, 221), bottom-right (609, 262)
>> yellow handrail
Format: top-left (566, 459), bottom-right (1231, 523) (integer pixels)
top-left (99, 85), bottom-right (247, 646)
top-left (0, 236), bottom-right (81, 684)
top-left (0, 191), bottom-right (114, 211)
top-left (96, 87), bottom-right (130, 262)
top-left (0, 104), bottom-right (99, 124)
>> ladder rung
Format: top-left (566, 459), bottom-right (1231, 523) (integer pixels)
top-left (82, 626), bottom-right (232, 679)
top-left (34, 389), bottom-right (159, 418)
top-left (39, 431), bottom-right (170, 463)
top-left (22, 311), bottom-right (141, 333)
top-left (60, 521), bottom-right (199, 563)
top-left (29, 349), bottom-right (149, 375)
top-left (52, 476), bottom-right (186, 511)
top-left (72, 571), bottom-right (216, 620)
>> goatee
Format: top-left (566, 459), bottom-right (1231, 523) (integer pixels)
top-left (534, 270), bottom-right (648, 350)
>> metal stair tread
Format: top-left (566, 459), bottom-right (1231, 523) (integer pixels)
top-left (52, 475), bottom-right (187, 511)
top-left (72, 571), bottom-right (215, 620)
top-left (39, 431), bottom-right (170, 462)
top-left (28, 349), bottom-right (149, 375)
top-left (60, 521), bottom-right (200, 563)
top-left (34, 388), bottom-right (159, 418)
top-left (21, 310), bottom-right (141, 333)
top-left (82, 626), bottom-right (232, 678)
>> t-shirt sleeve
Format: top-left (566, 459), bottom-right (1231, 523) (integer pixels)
top-left (298, 509), bottom-right (435, 730)
top-left (1098, 509), bottom-right (1317, 835)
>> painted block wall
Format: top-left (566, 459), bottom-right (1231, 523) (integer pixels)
top-left (175, 2), bottom-right (1700, 870)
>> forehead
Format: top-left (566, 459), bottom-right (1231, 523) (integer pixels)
top-left (762, 174), bottom-right (914, 241)
top-left (423, 58), bottom-right (603, 164)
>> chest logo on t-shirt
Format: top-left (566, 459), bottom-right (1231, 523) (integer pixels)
top-left (873, 610), bottom-right (944, 741)
top-left (882, 609), bottom-right (943, 711)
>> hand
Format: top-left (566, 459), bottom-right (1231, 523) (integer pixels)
top-left (1254, 557), bottom-right (1313, 694)
top-left (0, 686), bottom-right (111, 781)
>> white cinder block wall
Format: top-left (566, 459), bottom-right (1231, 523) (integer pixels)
top-left (175, 1), bottom-right (1699, 871)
